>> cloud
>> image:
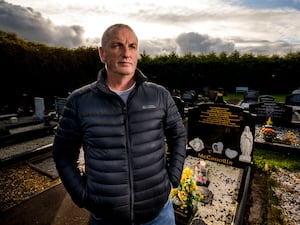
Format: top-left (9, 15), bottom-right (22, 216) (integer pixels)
top-left (234, 38), bottom-right (300, 55)
top-left (139, 39), bottom-right (177, 56)
top-left (175, 32), bottom-right (235, 55)
top-left (0, 0), bottom-right (85, 48)
top-left (1, 0), bottom-right (300, 56)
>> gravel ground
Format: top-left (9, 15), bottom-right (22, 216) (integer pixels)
top-left (0, 161), bottom-right (61, 211)
top-left (0, 135), bottom-right (60, 212)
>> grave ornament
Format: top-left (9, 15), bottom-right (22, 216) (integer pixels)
top-left (261, 117), bottom-right (277, 142)
top-left (239, 126), bottom-right (253, 163)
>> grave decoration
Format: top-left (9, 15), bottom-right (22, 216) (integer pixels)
top-left (260, 117), bottom-right (276, 142)
top-left (255, 124), bottom-right (300, 149)
top-left (170, 167), bottom-right (202, 225)
top-left (174, 103), bottom-right (254, 225)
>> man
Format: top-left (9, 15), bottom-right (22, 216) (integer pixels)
top-left (52, 23), bottom-right (186, 225)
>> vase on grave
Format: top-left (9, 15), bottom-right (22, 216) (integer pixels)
top-left (173, 204), bottom-right (197, 225)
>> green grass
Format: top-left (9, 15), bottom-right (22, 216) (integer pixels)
top-left (253, 148), bottom-right (300, 172)
top-left (252, 148), bottom-right (299, 225)
top-left (224, 93), bottom-right (288, 103)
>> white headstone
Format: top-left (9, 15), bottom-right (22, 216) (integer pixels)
top-left (34, 97), bottom-right (45, 119)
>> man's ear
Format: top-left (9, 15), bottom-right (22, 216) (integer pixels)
top-left (99, 47), bottom-right (106, 63)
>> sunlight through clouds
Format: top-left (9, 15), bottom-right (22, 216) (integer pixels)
top-left (2, 0), bottom-right (300, 55)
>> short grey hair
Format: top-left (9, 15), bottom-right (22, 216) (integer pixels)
top-left (101, 23), bottom-right (137, 48)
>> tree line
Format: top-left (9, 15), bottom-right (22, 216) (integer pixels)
top-left (0, 30), bottom-right (299, 114)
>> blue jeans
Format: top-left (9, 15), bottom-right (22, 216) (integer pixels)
top-left (89, 199), bottom-right (175, 225)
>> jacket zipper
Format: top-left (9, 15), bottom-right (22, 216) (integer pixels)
top-left (122, 102), bottom-right (134, 222)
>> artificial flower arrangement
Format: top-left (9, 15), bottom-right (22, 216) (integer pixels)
top-left (261, 127), bottom-right (276, 136)
top-left (261, 117), bottom-right (276, 141)
top-left (170, 167), bottom-right (203, 209)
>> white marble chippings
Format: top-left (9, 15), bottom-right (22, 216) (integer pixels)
top-left (184, 155), bottom-right (244, 225)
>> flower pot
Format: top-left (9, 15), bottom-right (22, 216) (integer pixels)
top-left (173, 204), bottom-right (196, 225)
top-left (264, 134), bottom-right (274, 142)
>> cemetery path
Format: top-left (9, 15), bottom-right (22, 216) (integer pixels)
top-left (246, 171), bottom-right (268, 224)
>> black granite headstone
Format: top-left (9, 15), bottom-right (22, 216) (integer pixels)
top-left (187, 103), bottom-right (255, 167)
top-left (173, 96), bottom-right (185, 118)
top-left (285, 94), bottom-right (300, 106)
top-left (248, 102), bottom-right (293, 125)
top-left (244, 90), bottom-right (259, 103)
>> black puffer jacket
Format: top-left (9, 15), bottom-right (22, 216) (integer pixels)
top-left (52, 68), bottom-right (186, 224)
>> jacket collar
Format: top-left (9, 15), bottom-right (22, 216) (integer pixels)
top-left (96, 68), bottom-right (148, 92)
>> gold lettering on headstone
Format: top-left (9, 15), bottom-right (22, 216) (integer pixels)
top-left (198, 106), bottom-right (240, 128)
top-left (198, 153), bottom-right (234, 165)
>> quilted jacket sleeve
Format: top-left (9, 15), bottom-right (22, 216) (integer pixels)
top-left (164, 91), bottom-right (187, 188)
top-left (52, 95), bottom-right (86, 207)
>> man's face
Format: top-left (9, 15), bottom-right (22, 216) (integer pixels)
top-left (99, 27), bottom-right (138, 77)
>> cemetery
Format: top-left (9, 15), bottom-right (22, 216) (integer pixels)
top-left (0, 30), bottom-right (299, 225)
top-left (0, 88), bottom-right (300, 225)
top-left (169, 88), bottom-right (300, 225)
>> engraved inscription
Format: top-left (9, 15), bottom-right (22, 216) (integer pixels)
top-left (199, 106), bottom-right (240, 128)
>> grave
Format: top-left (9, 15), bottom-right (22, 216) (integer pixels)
top-left (239, 90), bottom-right (259, 110)
top-left (248, 101), bottom-right (293, 126)
top-left (54, 96), bottom-right (67, 120)
top-left (34, 97), bottom-right (45, 119)
top-left (173, 96), bottom-right (185, 118)
top-left (285, 89), bottom-right (300, 124)
top-left (176, 103), bottom-right (254, 225)
top-left (249, 99), bottom-right (300, 153)
top-left (286, 93), bottom-right (300, 106)
top-left (235, 86), bottom-right (248, 94)
top-left (182, 90), bottom-right (197, 107)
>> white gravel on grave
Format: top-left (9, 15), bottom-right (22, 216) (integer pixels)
top-left (184, 155), bottom-right (244, 225)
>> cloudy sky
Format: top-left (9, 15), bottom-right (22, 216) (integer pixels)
top-left (1, 0), bottom-right (300, 56)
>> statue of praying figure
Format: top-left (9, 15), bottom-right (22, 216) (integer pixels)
top-left (239, 125), bottom-right (253, 163)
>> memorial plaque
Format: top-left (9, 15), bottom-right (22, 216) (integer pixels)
top-left (248, 102), bottom-right (293, 125)
top-left (259, 95), bottom-right (275, 103)
top-left (187, 103), bottom-right (255, 167)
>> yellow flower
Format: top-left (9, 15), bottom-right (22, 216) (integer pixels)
top-left (170, 167), bottom-right (203, 209)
